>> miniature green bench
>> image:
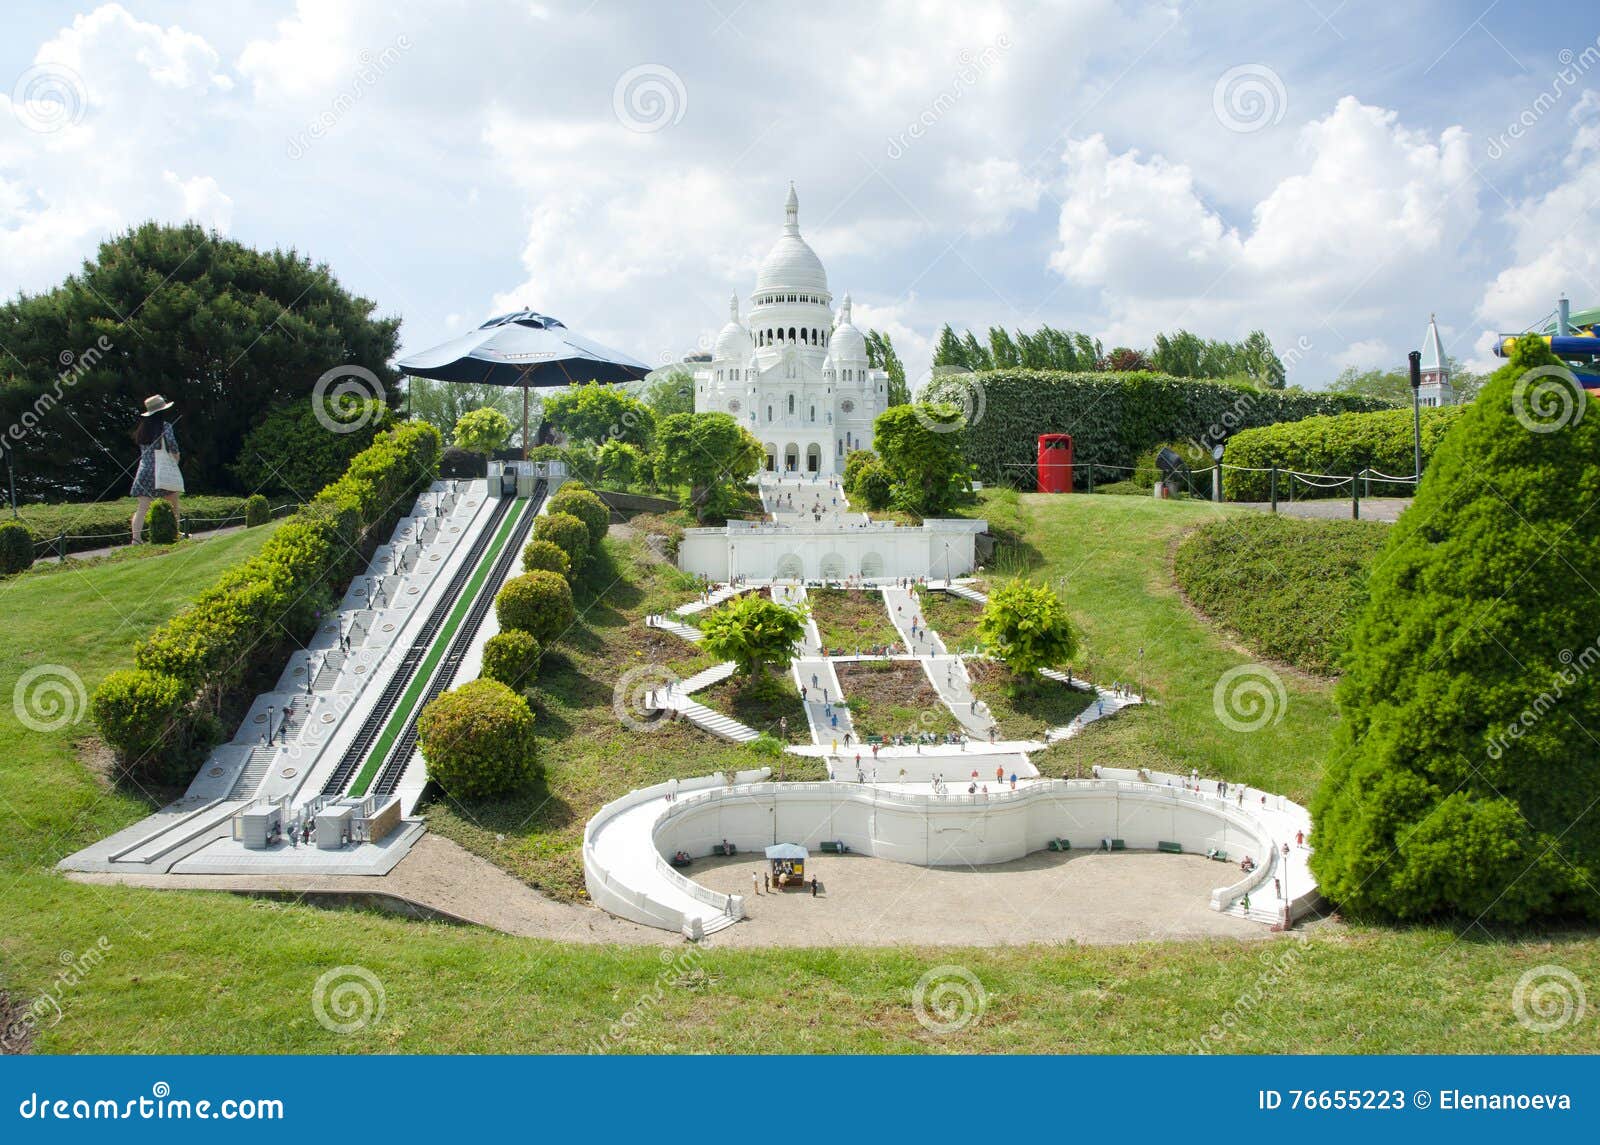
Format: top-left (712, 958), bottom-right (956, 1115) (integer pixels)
top-left (1047, 838), bottom-right (1072, 852)
top-left (1100, 838), bottom-right (1126, 852)
top-left (819, 840), bottom-right (849, 854)
top-left (1158, 840), bottom-right (1183, 854)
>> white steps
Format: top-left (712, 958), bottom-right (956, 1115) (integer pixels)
top-left (676, 699), bottom-right (760, 743)
top-left (646, 614), bottom-right (704, 643)
top-left (677, 661), bottom-right (736, 695)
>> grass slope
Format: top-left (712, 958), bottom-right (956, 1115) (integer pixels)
top-left (1173, 514), bottom-right (1388, 675)
top-left (2, 493), bottom-right (1597, 1053)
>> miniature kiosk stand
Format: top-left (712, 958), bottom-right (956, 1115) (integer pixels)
top-left (766, 843), bottom-right (809, 890)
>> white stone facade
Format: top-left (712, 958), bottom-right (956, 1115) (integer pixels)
top-left (694, 184), bottom-right (888, 476)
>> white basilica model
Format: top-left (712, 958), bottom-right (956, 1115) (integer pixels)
top-left (694, 184), bottom-right (888, 476)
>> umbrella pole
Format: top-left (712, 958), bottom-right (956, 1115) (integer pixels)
top-left (521, 382), bottom-right (529, 461)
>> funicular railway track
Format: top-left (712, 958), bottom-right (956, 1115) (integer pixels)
top-left (318, 493), bottom-right (516, 799)
top-left (368, 480), bottom-right (546, 801)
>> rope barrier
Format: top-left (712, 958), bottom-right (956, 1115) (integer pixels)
top-left (26, 502), bottom-right (297, 556)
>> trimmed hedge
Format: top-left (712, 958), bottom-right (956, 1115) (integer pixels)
top-left (1174, 515), bottom-right (1388, 674)
top-left (520, 538), bottom-right (571, 579)
top-left (244, 494), bottom-right (271, 527)
top-left (146, 499), bottom-right (179, 544)
top-left (95, 421), bottom-right (441, 768)
top-left (1220, 406), bottom-right (1468, 500)
top-left (89, 669), bottom-right (192, 782)
top-left (0, 520), bottom-right (33, 575)
top-left (481, 630), bottom-right (541, 690)
top-left (495, 570), bottom-right (575, 646)
top-left (923, 369), bottom-right (1387, 487)
top-left (547, 485), bottom-right (610, 549)
top-left (416, 678), bottom-right (538, 798)
top-left (533, 511), bottom-right (590, 573)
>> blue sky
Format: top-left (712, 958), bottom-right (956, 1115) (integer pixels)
top-left (2, 1), bottom-right (1596, 387)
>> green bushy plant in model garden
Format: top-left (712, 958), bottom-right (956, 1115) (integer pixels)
top-left (495, 570), bottom-right (576, 646)
top-left (547, 485), bottom-right (610, 549)
top-left (453, 407), bottom-right (515, 457)
top-left (481, 630), bottom-right (541, 691)
top-left (243, 494), bottom-right (271, 527)
top-left (977, 579), bottom-right (1077, 685)
top-left (0, 520), bottom-right (34, 575)
top-left (416, 678), bottom-right (538, 798)
top-left (699, 592), bottom-right (808, 693)
top-left (1311, 337), bottom-right (1600, 923)
top-left (873, 402), bottom-right (972, 515)
top-left (533, 511), bottom-right (591, 572)
top-left (520, 538), bottom-right (571, 579)
top-left (145, 500), bottom-right (179, 544)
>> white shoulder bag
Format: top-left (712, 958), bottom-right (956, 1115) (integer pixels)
top-left (153, 438), bottom-right (185, 493)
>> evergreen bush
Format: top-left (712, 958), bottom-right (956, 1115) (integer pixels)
top-left (416, 678), bottom-right (538, 798)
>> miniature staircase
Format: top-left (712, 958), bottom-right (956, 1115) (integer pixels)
top-left (677, 661), bottom-right (736, 695)
top-left (940, 582), bottom-right (988, 605)
top-left (676, 698), bottom-right (760, 743)
top-left (646, 614), bottom-right (704, 643)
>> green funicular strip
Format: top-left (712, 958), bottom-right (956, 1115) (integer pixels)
top-left (347, 497), bottom-right (531, 797)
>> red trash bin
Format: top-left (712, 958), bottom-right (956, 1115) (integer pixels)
top-left (1037, 434), bottom-right (1073, 493)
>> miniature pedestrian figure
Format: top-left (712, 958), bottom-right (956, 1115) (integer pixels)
top-left (801, 685), bottom-right (808, 701)
top-left (753, 870), bottom-right (761, 896)
top-left (996, 765), bottom-right (1004, 784)
top-left (764, 872), bottom-right (770, 892)
top-left (1282, 842), bottom-right (1290, 860)
top-left (1009, 774), bottom-right (1017, 791)
top-left (810, 876), bottom-right (818, 897)
top-left (1275, 877), bottom-right (1282, 900)
top-left (1241, 892), bottom-right (1250, 911)
top-left (1296, 829), bottom-right (1305, 846)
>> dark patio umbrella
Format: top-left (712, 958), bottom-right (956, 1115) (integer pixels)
top-left (397, 310), bottom-right (651, 459)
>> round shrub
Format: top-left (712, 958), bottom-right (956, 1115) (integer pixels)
top-left (145, 499), bottom-right (179, 544)
top-left (521, 538), bottom-right (571, 579)
top-left (0, 520), bottom-right (35, 575)
top-left (494, 570), bottom-right (575, 646)
top-left (533, 511), bottom-right (590, 571)
top-left (549, 485), bottom-right (609, 548)
top-left (439, 446), bottom-right (487, 479)
top-left (244, 494), bottom-right (271, 527)
top-left (416, 678), bottom-right (538, 798)
top-left (91, 669), bottom-right (189, 781)
top-left (482, 629), bottom-right (541, 690)
top-left (855, 461), bottom-right (893, 511)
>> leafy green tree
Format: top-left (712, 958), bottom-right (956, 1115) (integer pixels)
top-left (548, 484), bottom-right (610, 549)
top-left (543, 382), bottom-right (654, 447)
top-left (230, 398), bottom-right (396, 496)
top-left (1329, 356), bottom-right (1483, 406)
top-left (864, 330), bottom-right (910, 406)
top-left (637, 368), bottom-right (696, 418)
top-left (855, 461), bottom-right (893, 510)
top-left (0, 221), bottom-right (399, 499)
top-left (405, 377), bottom-right (523, 445)
top-left (1239, 330), bottom-right (1286, 388)
top-left (873, 403), bottom-right (972, 515)
top-left (653, 411), bottom-right (764, 522)
top-left (1310, 336), bottom-right (1600, 923)
top-left (1102, 347), bottom-right (1150, 372)
top-left (932, 324), bottom-right (968, 370)
top-left (842, 448), bottom-right (877, 495)
top-left (960, 331), bottom-right (993, 371)
top-left (452, 407), bottom-right (514, 457)
top-left (977, 580), bottom-right (1078, 680)
top-left (987, 326), bottom-right (1022, 368)
top-left (700, 592), bottom-right (808, 691)
top-left (597, 439), bottom-right (645, 487)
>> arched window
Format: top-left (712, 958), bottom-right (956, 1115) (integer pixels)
top-left (801, 328), bottom-right (809, 344)
top-left (788, 394), bottom-right (795, 415)
top-left (788, 326), bottom-right (796, 342)
top-left (809, 404), bottom-right (815, 422)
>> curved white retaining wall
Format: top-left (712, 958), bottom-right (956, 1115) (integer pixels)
top-left (584, 771), bottom-right (1316, 935)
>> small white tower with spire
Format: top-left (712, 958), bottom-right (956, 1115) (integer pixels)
top-left (1418, 314), bottom-right (1453, 407)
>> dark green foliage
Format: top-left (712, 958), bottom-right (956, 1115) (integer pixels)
top-left (520, 538), bottom-right (571, 579)
top-left (543, 383), bottom-right (654, 447)
top-left (89, 668), bottom-right (193, 782)
top-left (0, 222), bottom-right (400, 499)
top-left (494, 570), bottom-right (576, 646)
top-left (842, 449), bottom-right (877, 495)
top-left (855, 461), bottom-right (892, 510)
top-left (873, 403), bottom-right (971, 515)
top-left (439, 446), bottom-right (488, 479)
top-left (417, 678), bottom-right (538, 798)
top-left (533, 511), bottom-right (590, 572)
top-left (700, 592), bottom-right (808, 682)
top-left (231, 398), bottom-right (396, 496)
top-left (548, 485), bottom-right (610, 549)
top-left (1174, 515), bottom-right (1388, 674)
top-left (243, 494), bottom-right (271, 527)
top-left (145, 500), bottom-right (179, 544)
top-left (654, 411), bottom-right (764, 522)
top-left (481, 630), bottom-right (542, 691)
top-left (924, 370), bottom-right (1383, 487)
top-left (0, 520), bottom-right (34, 575)
top-left (1221, 406), bottom-right (1467, 500)
top-left (1310, 338), bottom-right (1600, 923)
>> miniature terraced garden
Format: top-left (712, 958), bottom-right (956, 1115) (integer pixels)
top-left (808, 587), bottom-right (903, 652)
top-left (913, 585), bottom-right (984, 649)
top-left (964, 658), bottom-right (1095, 740)
top-left (834, 660), bottom-right (962, 740)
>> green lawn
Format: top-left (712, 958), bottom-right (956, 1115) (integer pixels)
top-left (8, 494), bottom-right (291, 557)
top-left (4, 492), bottom-right (1599, 1054)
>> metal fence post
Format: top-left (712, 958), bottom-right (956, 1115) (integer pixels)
top-left (1269, 466), bottom-right (1278, 513)
top-left (1351, 470), bottom-right (1360, 521)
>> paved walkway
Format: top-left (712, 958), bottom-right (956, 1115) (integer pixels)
top-left (1234, 497), bottom-right (1410, 523)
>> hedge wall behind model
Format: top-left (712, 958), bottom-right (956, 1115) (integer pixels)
top-left (923, 369), bottom-right (1388, 486)
top-left (1219, 406), bottom-right (1468, 500)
